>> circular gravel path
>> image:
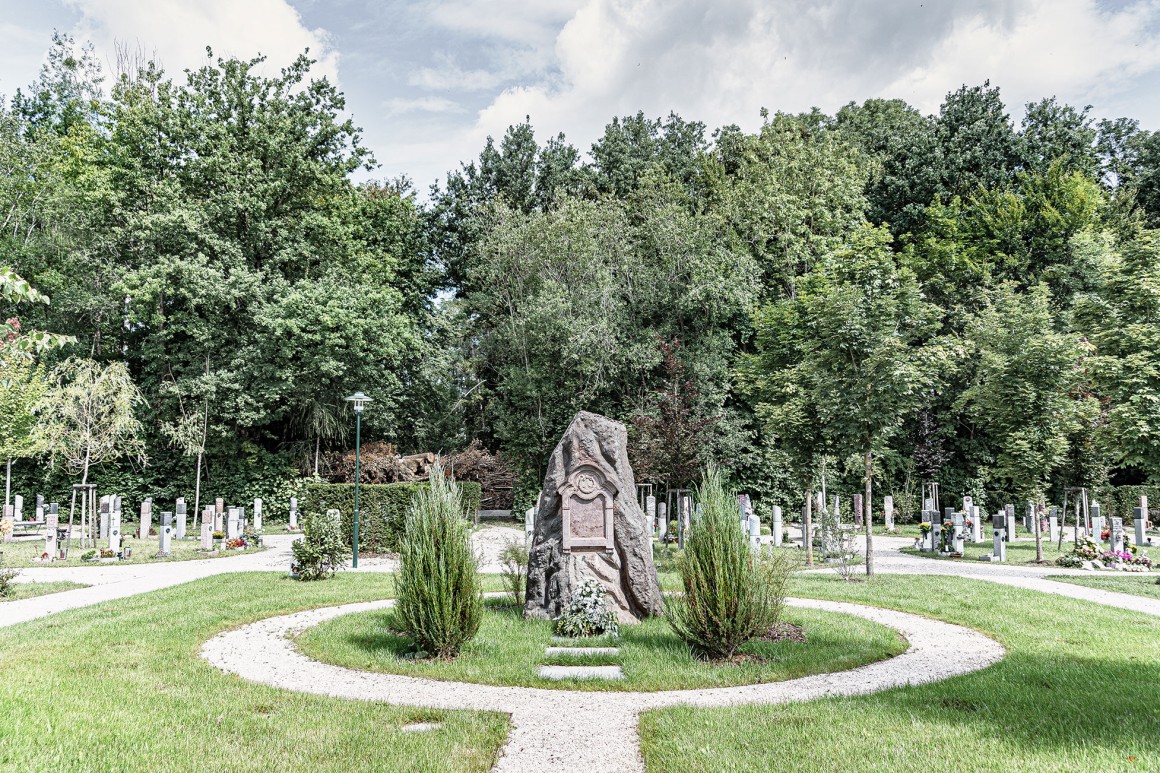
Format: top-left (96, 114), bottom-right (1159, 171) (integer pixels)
top-left (201, 595), bottom-right (1005, 773)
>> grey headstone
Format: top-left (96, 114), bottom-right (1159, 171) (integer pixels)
top-left (771, 505), bottom-right (783, 546)
top-left (1111, 517), bottom-right (1124, 553)
top-left (159, 511), bottom-right (173, 555)
top-left (175, 498), bottom-right (187, 540)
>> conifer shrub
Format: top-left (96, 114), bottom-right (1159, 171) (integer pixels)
top-left (395, 466), bottom-right (483, 658)
top-left (667, 466), bottom-right (794, 659)
top-left (291, 509), bottom-right (347, 581)
top-left (499, 540), bottom-right (529, 606)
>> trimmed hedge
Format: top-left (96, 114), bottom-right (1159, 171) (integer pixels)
top-left (302, 481), bottom-right (482, 555)
top-left (1103, 485), bottom-right (1160, 520)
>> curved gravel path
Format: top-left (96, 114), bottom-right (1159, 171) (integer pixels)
top-left (201, 595), bottom-right (1004, 772)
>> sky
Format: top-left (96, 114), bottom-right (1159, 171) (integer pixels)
top-left (3, 0), bottom-right (1160, 191)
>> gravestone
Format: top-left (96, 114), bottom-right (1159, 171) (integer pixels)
top-left (1111, 517), bottom-right (1124, 553)
top-left (962, 495), bottom-right (973, 512)
top-left (175, 498), bottom-right (187, 540)
top-left (1091, 502), bottom-right (1104, 542)
top-left (108, 507), bottom-right (122, 553)
top-left (35, 494), bottom-right (44, 522)
top-left (738, 493), bottom-right (752, 533)
top-left (930, 510), bottom-right (944, 551)
top-left (1004, 504), bottom-right (1015, 541)
top-left (952, 512), bottom-right (965, 553)
top-left (990, 517), bottom-right (1007, 562)
top-left (139, 497), bottom-right (153, 539)
top-left (645, 495), bottom-right (656, 536)
top-left (158, 512), bottom-right (173, 556)
top-left (288, 497), bottom-right (299, 530)
top-left (1134, 507), bottom-right (1146, 548)
top-left (200, 507), bottom-right (213, 550)
top-left (13, 494), bottom-right (23, 521)
top-left (523, 411), bottom-right (664, 624)
top-left (214, 498), bottom-right (224, 533)
top-left (45, 504), bottom-right (59, 559)
top-left (970, 505), bottom-right (982, 543)
top-left (1049, 507), bottom-right (1059, 543)
top-left (747, 512), bottom-right (761, 552)
top-left (771, 505), bottom-right (783, 546)
top-left (524, 506), bottom-right (535, 544)
top-left (884, 495), bottom-right (894, 531)
top-left (853, 493), bottom-right (863, 527)
top-left (1, 505), bottom-right (12, 543)
top-left (832, 495), bottom-right (840, 523)
top-left (253, 498), bottom-right (263, 531)
top-left (226, 508), bottom-right (241, 540)
top-left (100, 496), bottom-right (110, 540)
top-left (657, 502), bottom-right (668, 542)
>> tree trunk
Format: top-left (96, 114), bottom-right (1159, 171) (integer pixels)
top-left (81, 449), bottom-right (91, 546)
top-left (864, 448), bottom-right (874, 577)
top-left (194, 446), bottom-right (204, 518)
top-left (314, 435), bottom-right (321, 477)
top-left (5, 457), bottom-right (11, 507)
top-left (804, 486), bottom-right (814, 567)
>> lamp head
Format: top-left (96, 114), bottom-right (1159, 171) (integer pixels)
top-left (346, 391), bottom-right (372, 413)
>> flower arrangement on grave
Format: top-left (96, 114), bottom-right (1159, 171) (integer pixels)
top-left (81, 550), bottom-right (96, 562)
top-left (940, 521), bottom-right (954, 551)
top-left (554, 579), bottom-right (619, 638)
top-left (99, 548), bottom-right (114, 559)
top-left (919, 522), bottom-right (932, 537)
top-left (225, 537), bottom-right (246, 550)
top-left (1101, 529), bottom-right (1110, 541)
top-left (0, 519), bottom-right (11, 539)
top-left (1056, 536), bottom-right (1151, 570)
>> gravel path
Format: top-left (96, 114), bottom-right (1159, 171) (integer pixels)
top-left (201, 595), bottom-right (1004, 772)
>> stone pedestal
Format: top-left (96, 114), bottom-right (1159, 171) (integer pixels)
top-left (253, 498), bottom-right (263, 531)
top-left (772, 505), bottom-right (783, 546)
top-left (200, 508), bottom-right (214, 550)
top-left (524, 411), bottom-right (664, 624)
top-left (176, 498), bottom-right (187, 540)
top-left (139, 498), bottom-right (153, 539)
top-left (970, 506), bottom-right (982, 543)
top-left (45, 505), bottom-right (59, 559)
top-left (159, 512), bottom-right (173, 556)
top-left (884, 495), bottom-right (894, 531)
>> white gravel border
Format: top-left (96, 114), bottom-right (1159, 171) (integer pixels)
top-left (201, 596), bottom-right (1004, 773)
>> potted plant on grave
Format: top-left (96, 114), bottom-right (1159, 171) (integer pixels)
top-left (916, 522), bottom-right (932, 549)
top-left (212, 531), bottom-right (224, 549)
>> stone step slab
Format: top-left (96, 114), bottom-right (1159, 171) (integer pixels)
top-left (538, 665), bottom-right (624, 681)
top-left (543, 646), bottom-right (620, 657)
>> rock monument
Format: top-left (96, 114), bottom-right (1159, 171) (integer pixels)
top-left (524, 411), bottom-right (665, 623)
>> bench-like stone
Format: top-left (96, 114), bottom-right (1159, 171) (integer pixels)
top-left (538, 665), bottom-right (623, 680)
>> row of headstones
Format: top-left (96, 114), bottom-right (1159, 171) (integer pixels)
top-left (1, 494), bottom-right (304, 561)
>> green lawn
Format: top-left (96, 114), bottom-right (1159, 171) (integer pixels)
top-left (900, 537), bottom-right (1072, 565)
top-left (640, 573), bottom-right (1160, 772)
top-left (1046, 573), bottom-right (1160, 601)
top-left (1, 579), bottom-right (87, 601)
top-left (0, 572), bottom-right (509, 772)
top-left (0, 536), bottom-right (265, 568)
top-left (297, 597), bottom-right (905, 692)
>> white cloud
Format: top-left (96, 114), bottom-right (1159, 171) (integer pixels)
top-left (63, 0), bottom-right (340, 85)
top-left (384, 96), bottom-right (465, 116)
top-left (386, 0), bottom-right (1160, 189)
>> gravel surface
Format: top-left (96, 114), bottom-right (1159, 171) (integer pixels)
top-left (200, 595), bottom-right (1005, 772)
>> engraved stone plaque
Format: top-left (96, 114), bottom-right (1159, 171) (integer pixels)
top-left (560, 466), bottom-right (614, 552)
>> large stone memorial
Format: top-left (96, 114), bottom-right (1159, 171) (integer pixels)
top-left (524, 411), bottom-right (664, 623)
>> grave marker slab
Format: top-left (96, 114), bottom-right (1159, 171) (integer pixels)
top-left (1134, 507), bottom-right (1146, 548)
top-left (970, 506), bottom-right (982, 543)
top-left (200, 507), bottom-right (213, 550)
top-left (13, 494), bottom-right (23, 521)
top-left (214, 498), bottom-right (224, 533)
top-left (288, 496), bottom-right (299, 530)
top-left (645, 495), bottom-right (656, 536)
top-left (99, 496), bottom-right (110, 540)
top-left (853, 493), bottom-right (863, 527)
top-left (45, 504), bottom-right (59, 558)
top-left (772, 505), bottom-right (783, 546)
top-left (1049, 507), bottom-right (1059, 544)
top-left (747, 512), bottom-right (761, 552)
top-left (253, 498), bottom-right (263, 531)
top-left (108, 507), bottom-right (122, 552)
top-left (1111, 517), bottom-right (1124, 553)
top-left (175, 498), bottom-right (187, 540)
top-left (139, 497), bottom-right (153, 539)
top-left (884, 495), bottom-right (895, 531)
top-left (158, 512), bottom-right (173, 556)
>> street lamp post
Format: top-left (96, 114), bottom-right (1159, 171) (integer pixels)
top-left (346, 392), bottom-right (372, 568)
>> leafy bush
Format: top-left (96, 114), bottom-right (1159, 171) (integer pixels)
top-left (291, 509), bottom-right (348, 581)
top-left (0, 556), bottom-right (17, 598)
top-left (554, 579), bottom-right (619, 638)
top-left (302, 480), bottom-right (482, 554)
top-left (500, 540), bottom-right (529, 606)
top-left (667, 466), bottom-right (794, 659)
top-left (395, 467), bottom-right (482, 658)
